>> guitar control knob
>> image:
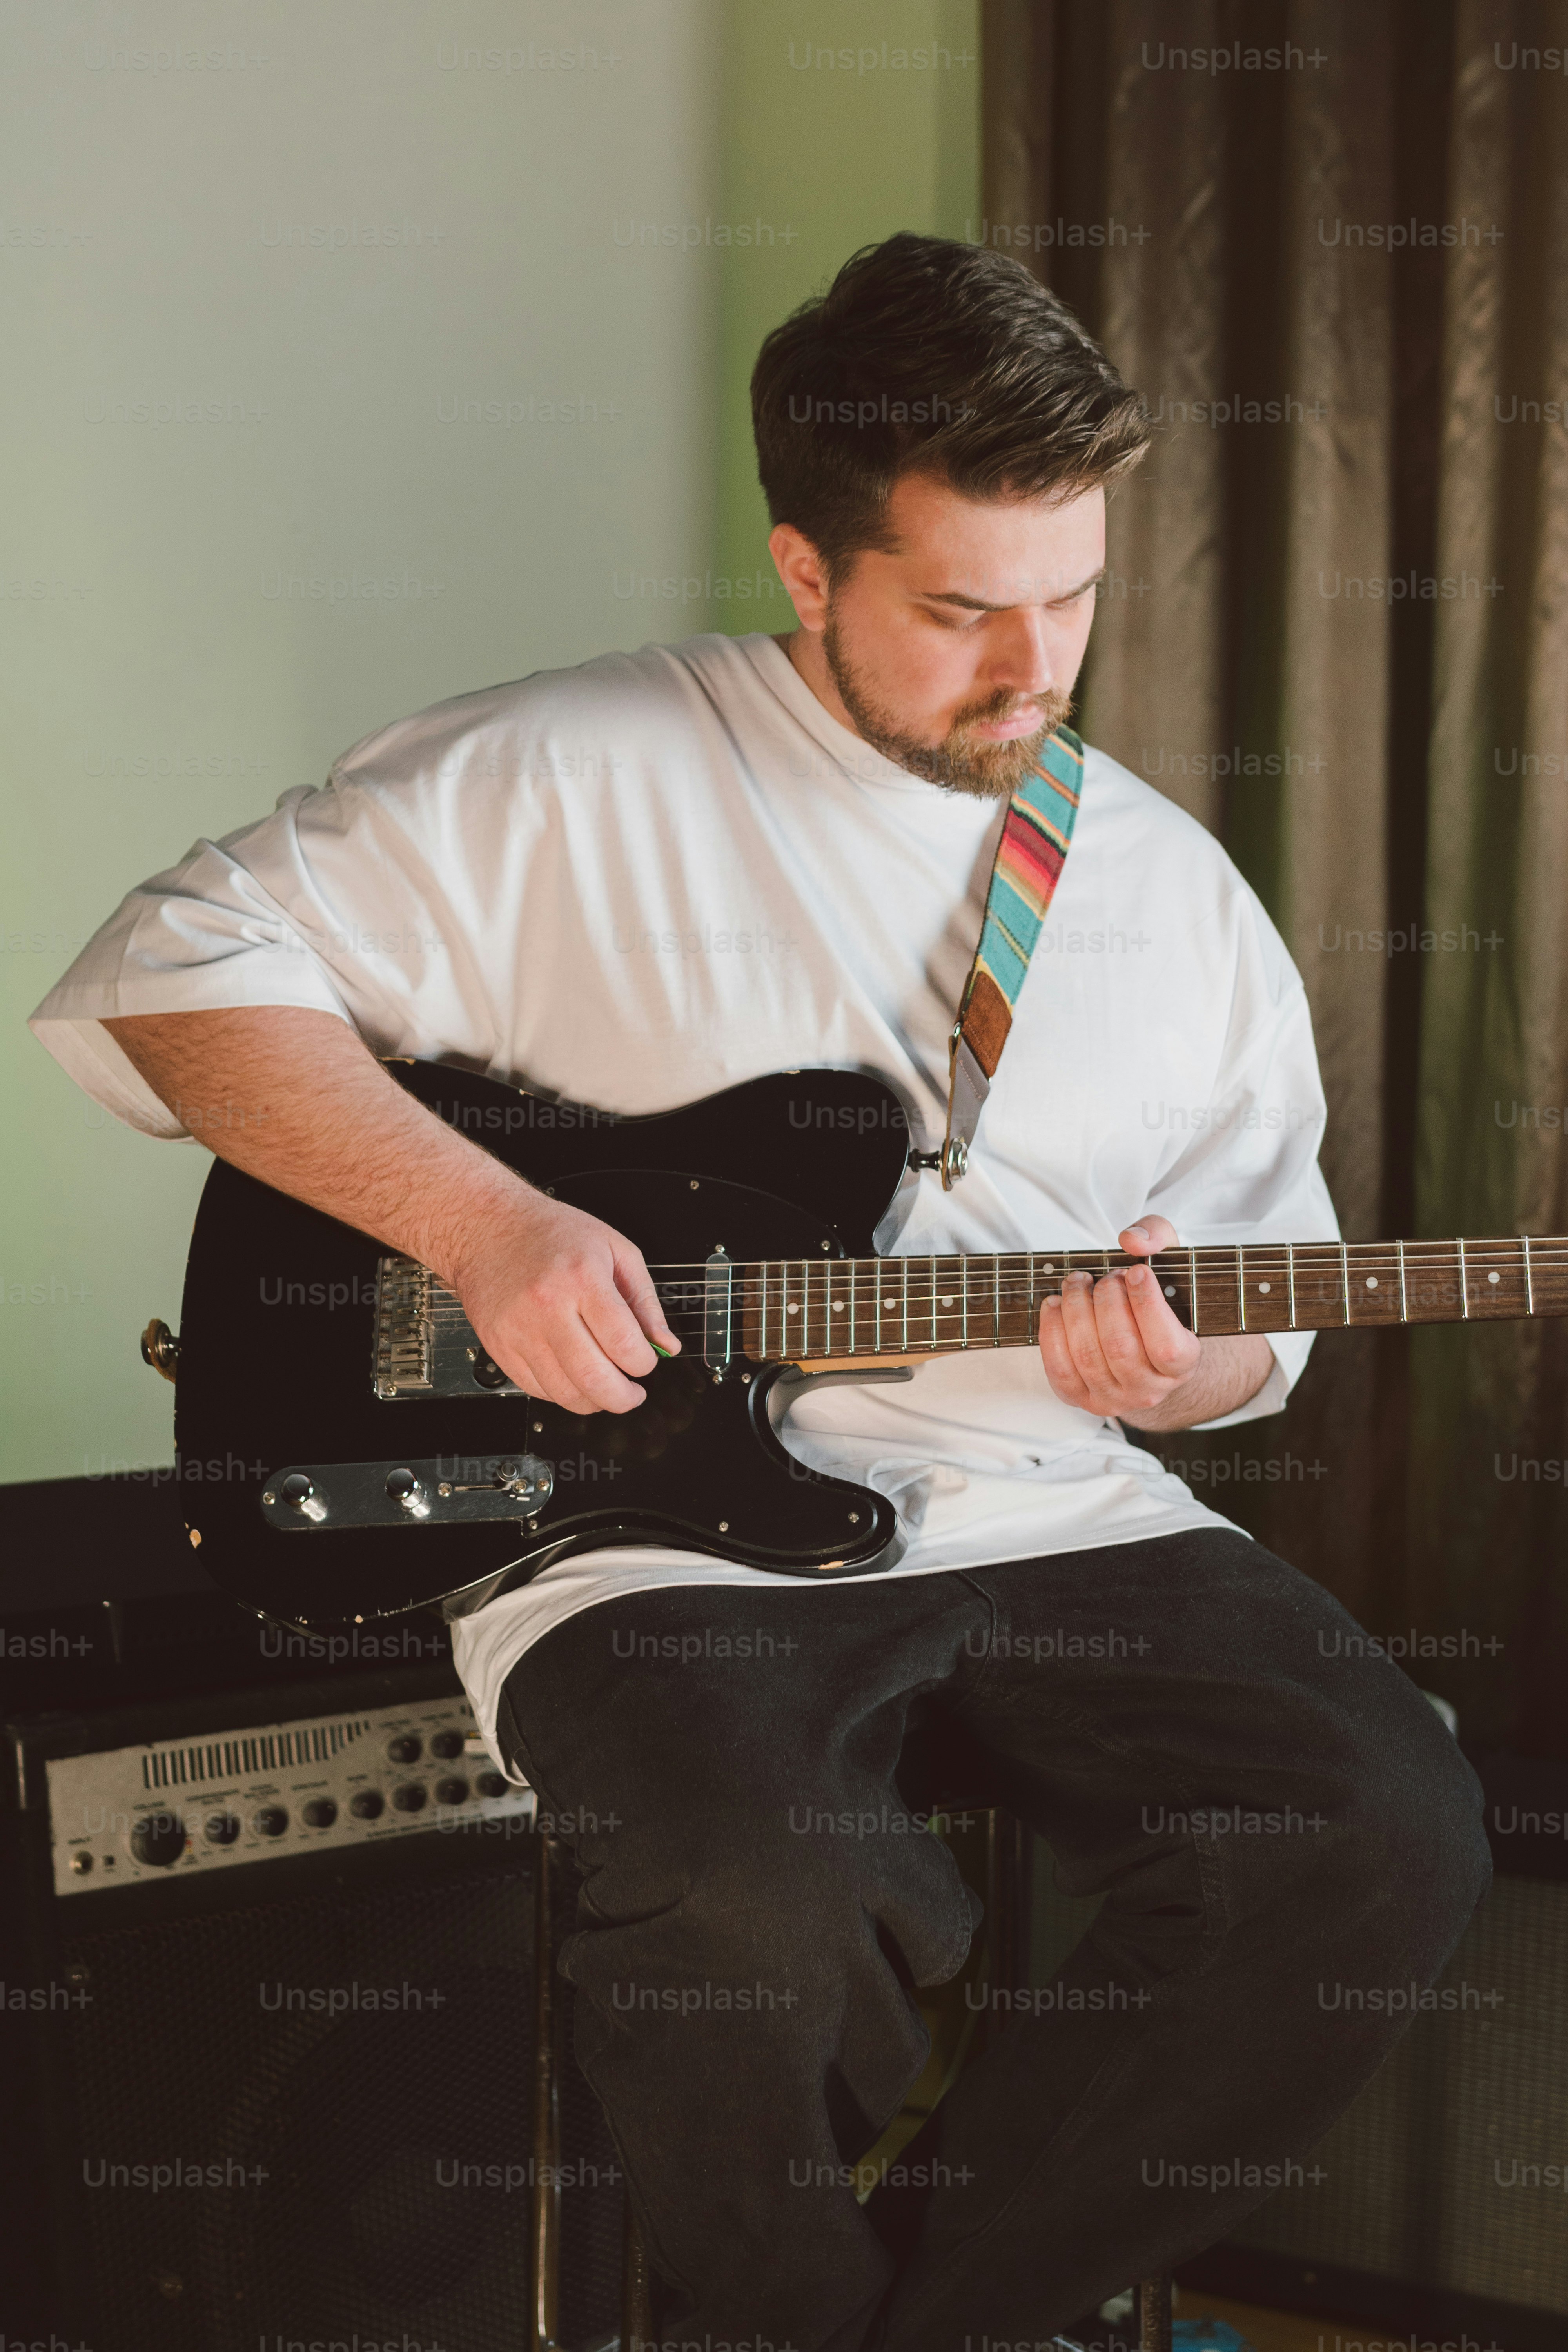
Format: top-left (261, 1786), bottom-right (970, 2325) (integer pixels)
top-left (385, 1468), bottom-right (430, 1519)
top-left (279, 1473), bottom-right (326, 1524)
top-left (130, 1812), bottom-right (187, 1868)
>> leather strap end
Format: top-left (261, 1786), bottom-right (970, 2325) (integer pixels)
top-left (960, 969), bottom-right (1013, 1080)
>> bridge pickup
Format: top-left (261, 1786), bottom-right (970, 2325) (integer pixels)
top-left (372, 1254), bottom-right (524, 1399)
top-left (260, 1455), bottom-right (554, 1533)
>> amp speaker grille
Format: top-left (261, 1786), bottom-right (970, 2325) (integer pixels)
top-left (56, 1858), bottom-right (623, 2350)
top-left (1035, 1864), bottom-right (1568, 2323)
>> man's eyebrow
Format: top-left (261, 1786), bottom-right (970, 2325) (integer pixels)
top-left (916, 568), bottom-right (1106, 612)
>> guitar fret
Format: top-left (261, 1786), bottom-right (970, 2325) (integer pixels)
top-left (1396, 1238), bottom-right (1407, 1323)
top-left (1189, 1245), bottom-right (1200, 1337)
top-left (1340, 1241), bottom-right (1350, 1325)
top-left (1287, 1241), bottom-right (1297, 1329)
top-left (1524, 1234), bottom-right (1534, 1316)
top-left (1238, 1245), bottom-right (1248, 1332)
top-left (1457, 1236), bottom-right (1469, 1319)
top-left (993, 1258), bottom-right (1001, 1347)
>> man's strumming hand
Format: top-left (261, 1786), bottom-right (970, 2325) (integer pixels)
top-left (447, 1189), bottom-right (681, 1417)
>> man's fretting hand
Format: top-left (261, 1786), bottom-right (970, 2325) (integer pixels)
top-left (1037, 1214), bottom-right (1273, 1432)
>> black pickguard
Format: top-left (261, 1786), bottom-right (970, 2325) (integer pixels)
top-left (174, 1064), bottom-right (913, 1629)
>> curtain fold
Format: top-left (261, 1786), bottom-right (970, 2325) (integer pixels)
top-left (983, 0), bottom-right (1568, 1751)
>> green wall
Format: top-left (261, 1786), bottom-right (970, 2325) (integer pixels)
top-left (2, 0), bottom-right (978, 1485)
top-left (711, 0), bottom-right (981, 624)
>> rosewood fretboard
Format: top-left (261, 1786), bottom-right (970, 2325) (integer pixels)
top-left (698, 1238), bottom-right (1568, 1367)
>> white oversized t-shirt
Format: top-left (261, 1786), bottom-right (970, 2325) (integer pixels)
top-left (31, 632), bottom-right (1338, 1768)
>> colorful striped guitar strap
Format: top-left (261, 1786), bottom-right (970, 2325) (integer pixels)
top-left (936, 723), bottom-right (1084, 1190)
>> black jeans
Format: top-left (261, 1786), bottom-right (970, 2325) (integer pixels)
top-left (494, 1530), bottom-right (1490, 2352)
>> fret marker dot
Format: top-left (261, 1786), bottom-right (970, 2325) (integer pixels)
top-left (883, 1298), bottom-right (895, 1311)
top-left (1258, 1281), bottom-right (1271, 1294)
top-left (1163, 1284), bottom-right (1176, 1298)
top-left (940, 1294), bottom-right (954, 1307)
top-left (1365, 1276), bottom-right (1378, 1290)
top-left (833, 1300), bottom-right (845, 1312)
top-left (786, 1302), bottom-right (799, 1314)
top-left (1488, 1270), bottom-right (1500, 1285)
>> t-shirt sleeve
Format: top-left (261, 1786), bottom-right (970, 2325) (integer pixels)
top-left (1140, 893), bottom-right (1339, 1428)
top-left (27, 775), bottom-right (485, 1138)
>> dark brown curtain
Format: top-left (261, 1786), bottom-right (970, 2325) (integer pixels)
top-left (983, 0), bottom-right (1568, 1753)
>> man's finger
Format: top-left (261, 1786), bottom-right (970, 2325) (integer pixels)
top-left (580, 1270), bottom-right (662, 1380)
top-left (1056, 1270), bottom-right (1114, 1390)
top-left (498, 1329), bottom-right (609, 1417)
top-left (613, 1240), bottom-right (682, 1354)
top-left (1089, 1272), bottom-right (1153, 1384)
top-left (1119, 1216), bottom-right (1179, 1257)
top-left (1121, 1261), bottom-right (1202, 1377)
top-left (1038, 1295), bottom-right (1093, 1406)
top-left (554, 1308), bottom-right (650, 1413)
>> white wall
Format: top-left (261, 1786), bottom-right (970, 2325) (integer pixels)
top-left (2, 0), bottom-right (722, 1480)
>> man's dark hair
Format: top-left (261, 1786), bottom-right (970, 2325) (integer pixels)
top-left (752, 232), bottom-right (1151, 578)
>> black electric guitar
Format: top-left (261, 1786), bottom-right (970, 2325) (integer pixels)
top-left (149, 1059), bottom-right (1567, 1632)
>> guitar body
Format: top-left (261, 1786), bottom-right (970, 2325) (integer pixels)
top-left (174, 1062), bottom-right (911, 1630)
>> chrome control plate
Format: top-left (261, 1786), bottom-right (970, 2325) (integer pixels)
top-left (260, 1454), bottom-right (554, 1533)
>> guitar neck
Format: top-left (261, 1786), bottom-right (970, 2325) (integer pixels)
top-left (737, 1237), bottom-right (1568, 1366)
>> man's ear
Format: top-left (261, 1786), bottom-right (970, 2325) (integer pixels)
top-left (768, 524), bottom-right (831, 633)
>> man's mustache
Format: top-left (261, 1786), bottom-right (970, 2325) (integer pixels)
top-left (951, 691), bottom-right (1065, 732)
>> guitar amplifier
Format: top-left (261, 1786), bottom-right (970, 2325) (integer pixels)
top-left (0, 1656), bottom-right (626, 2352)
top-left (1035, 1752), bottom-right (1568, 2352)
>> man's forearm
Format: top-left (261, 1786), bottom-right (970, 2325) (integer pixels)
top-left (102, 1007), bottom-right (532, 1292)
top-left (1116, 1332), bottom-right (1276, 1432)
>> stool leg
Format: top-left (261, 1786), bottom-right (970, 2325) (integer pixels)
top-left (622, 2207), bottom-right (656, 2350)
top-left (1133, 2273), bottom-right (1173, 2352)
top-left (532, 1829), bottom-right (562, 2352)
top-left (985, 1806), bottom-right (1033, 1998)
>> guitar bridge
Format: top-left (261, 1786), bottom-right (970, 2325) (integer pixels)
top-left (372, 1254), bottom-right (524, 1400)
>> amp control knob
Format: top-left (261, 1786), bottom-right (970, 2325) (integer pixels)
top-left (130, 1812), bottom-right (187, 1868)
top-left (254, 1806), bottom-right (289, 1838)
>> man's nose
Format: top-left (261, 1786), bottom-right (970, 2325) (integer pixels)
top-left (986, 607), bottom-right (1057, 696)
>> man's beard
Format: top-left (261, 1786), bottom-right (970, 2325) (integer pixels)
top-left (822, 612), bottom-right (1074, 800)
